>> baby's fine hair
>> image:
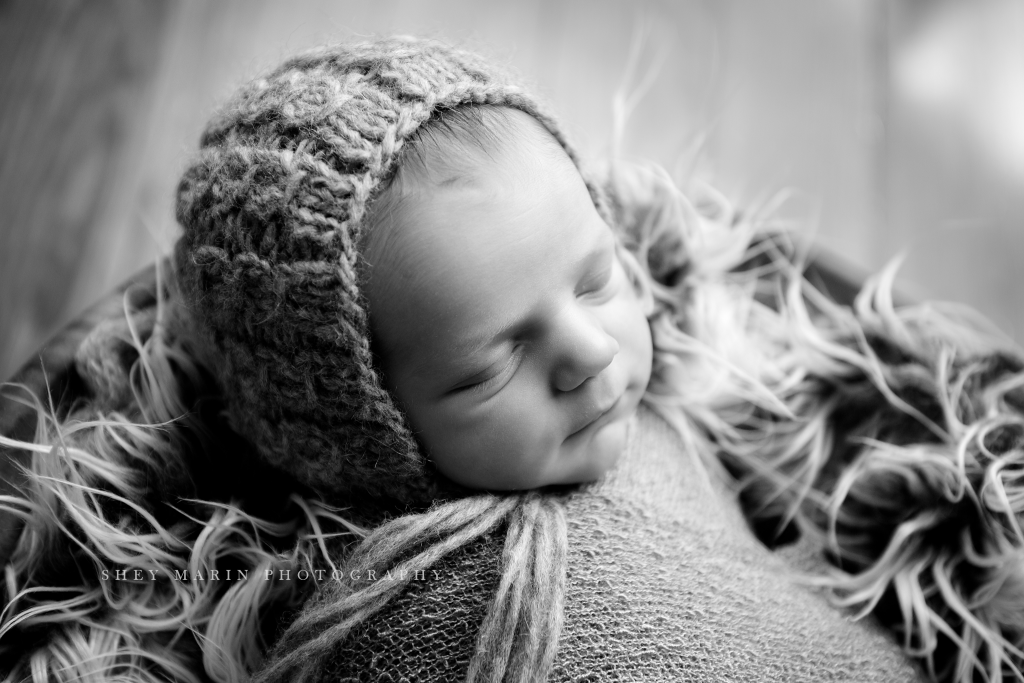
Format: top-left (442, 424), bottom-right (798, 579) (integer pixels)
top-left (381, 105), bottom-right (534, 187)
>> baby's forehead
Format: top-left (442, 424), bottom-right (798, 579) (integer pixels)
top-left (363, 114), bottom-right (605, 359)
top-left (370, 111), bottom-right (587, 262)
top-left (390, 147), bottom-right (589, 260)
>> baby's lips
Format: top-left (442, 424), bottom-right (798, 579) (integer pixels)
top-left (566, 390), bottom-right (625, 438)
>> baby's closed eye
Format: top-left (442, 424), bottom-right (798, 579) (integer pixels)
top-left (575, 250), bottom-right (616, 298)
top-left (449, 346), bottom-right (524, 395)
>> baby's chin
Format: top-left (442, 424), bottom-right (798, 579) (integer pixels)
top-left (552, 412), bottom-right (633, 486)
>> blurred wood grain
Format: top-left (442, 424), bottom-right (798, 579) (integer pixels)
top-left (2, 0), bottom-right (1023, 381)
top-left (0, 0), bottom-right (173, 380)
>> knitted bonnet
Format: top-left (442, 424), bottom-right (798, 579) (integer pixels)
top-left (173, 37), bottom-right (606, 506)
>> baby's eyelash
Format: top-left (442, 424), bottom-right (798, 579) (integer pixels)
top-left (577, 264), bottom-right (615, 297)
top-left (461, 348), bottom-right (522, 394)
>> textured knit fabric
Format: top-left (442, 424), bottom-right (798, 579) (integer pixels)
top-left (264, 407), bottom-right (926, 682)
top-left (172, 37), bottom-right (605, 506)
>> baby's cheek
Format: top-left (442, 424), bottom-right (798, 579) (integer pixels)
top-left (413, 401), bottom-right (500, 485)
top-left (428, 386), bottom-right (561, 490)
top-left (587, 419), bottom-right (629, 476)
top-left (611, 294), bottom-right (654, 371)
top-left (495, 380), bottom-right (596, 488)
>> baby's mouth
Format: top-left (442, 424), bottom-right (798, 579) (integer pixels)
top-left (567, 393), bottom-right (624, 439)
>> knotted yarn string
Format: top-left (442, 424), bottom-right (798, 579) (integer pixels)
top-left (253, 494), bottom-right (521, 683)
top-left (464, 494), bottom-right (540, 682)
top-left (507, 496), bottom-right (567, 683)
top-left (335, 494), bottom-right (515, 577)
top-left (465, 493), bottom-right (568, 683)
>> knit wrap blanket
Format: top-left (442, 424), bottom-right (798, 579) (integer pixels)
top-left (260, 407), bottom-right (925, 682)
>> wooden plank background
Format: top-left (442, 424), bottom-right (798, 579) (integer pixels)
top-left (2, 0), bottom-right (1022, 380)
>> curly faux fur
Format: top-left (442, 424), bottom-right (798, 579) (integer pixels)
top-left (3, 160), bottom-right (1024, 682)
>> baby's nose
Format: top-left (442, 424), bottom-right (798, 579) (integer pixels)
top-left (552, 314), bottom-right (619, 393)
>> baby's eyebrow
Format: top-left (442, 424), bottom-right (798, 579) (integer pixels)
top-left (582, 228), bottom-right (616, 272)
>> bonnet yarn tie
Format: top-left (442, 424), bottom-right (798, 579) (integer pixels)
top-left (254, 493), bottom-right (568, 683)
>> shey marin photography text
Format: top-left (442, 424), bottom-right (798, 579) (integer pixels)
top-left (99, 567), bottom-right (446, 583)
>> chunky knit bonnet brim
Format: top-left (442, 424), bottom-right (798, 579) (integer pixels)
top-left (173, 37), bottom-right (607, 506)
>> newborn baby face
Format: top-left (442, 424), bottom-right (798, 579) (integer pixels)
top-left (365, 110), bottom-right (653, 491)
